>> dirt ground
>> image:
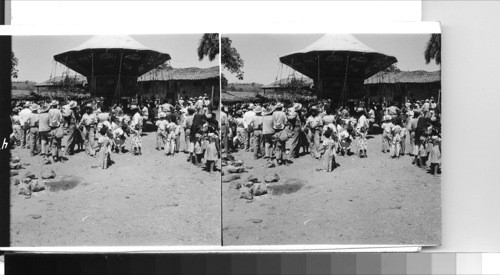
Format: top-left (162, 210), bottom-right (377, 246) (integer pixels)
top-left (222, 133), bottom-right (441, 246)
top-left (10, 123), bottom-right (221, 247)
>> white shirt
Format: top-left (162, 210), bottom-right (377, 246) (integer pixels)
top-left (357, 115), bottom-right (367, 130)
top-left (132, 112), bottom-right (143, 128)
top-left (242, 110), bottom-right (256, 128)
top-left (19, 108), bottom-right (32, 126)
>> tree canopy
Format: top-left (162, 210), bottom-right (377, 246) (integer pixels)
top-left (221, 37), bottom-right (244, 86)
top-left (424, 34), bottom-right (441, 65)
top-left (197, 33), bottom-right (219, 62)
top-left (11, 51), bottom-right (18, 79)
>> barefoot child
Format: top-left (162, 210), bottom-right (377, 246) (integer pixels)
top-left (204, 132), bottom-right (218, 173)
top-left (390, 124), bottom-right (402, 158)
top-left (320, 129), bottom-right (337, 172)
top-left (429, 136), bottom-right (441, 175)
top-left (97, 127), bottom-right (112, 169)
top-left (155, 112), bottom-right (167, 150)
top-left (358, 126), bottom-right (368, 158)
top-left (165, 117), bottom-right (177, 156)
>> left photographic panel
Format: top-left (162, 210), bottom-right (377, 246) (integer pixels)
top-left (6, 34), bottom-right (221, 246)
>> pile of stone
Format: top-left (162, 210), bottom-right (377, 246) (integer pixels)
top-left (222, 155), bottom-right (284, 202)
top-left (11, 169), bottom-right (57, 198)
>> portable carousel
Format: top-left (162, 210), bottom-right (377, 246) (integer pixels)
top-left (279, 34), bottom-right (397, 106)
top-left (54, 35), bottom-right (171, 105)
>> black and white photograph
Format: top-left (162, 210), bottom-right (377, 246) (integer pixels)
top-left (7, 34), bottom-right (221, 246)
top-left (220, 33), bottom-right (441, 245)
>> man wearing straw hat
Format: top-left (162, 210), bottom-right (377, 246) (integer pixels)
top-left (80, 103), bottom-right (97, 157)
top-left (243, 104), bottom-right (256, 152)
top-left (38, 103), bottom-right (52, 160)
top-left (272, 102), bottom-right (288, 165)
top-left (63, 101), bottom-right (79, 156)
top-left (19, 101), bottom-right (32, 148)
top-left (27, 104), bottom-right (40, 156)
top-left (249, 106), bottom-right (264, 159)
top-left (48, 100), bottom-right (64, 162)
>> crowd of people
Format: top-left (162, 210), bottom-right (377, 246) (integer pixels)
top-left (10, 94), bottom-right (220, 173)
top-left (220, 97), bottom-right (441, 175)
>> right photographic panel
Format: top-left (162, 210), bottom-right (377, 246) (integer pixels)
top-left (220, 33), bottom-right (441, 246)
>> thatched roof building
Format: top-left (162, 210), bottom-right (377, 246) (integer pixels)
top-left (364, 70), bottom-right (441, 102)
top-left (138, 66), bottom-right (220, 103)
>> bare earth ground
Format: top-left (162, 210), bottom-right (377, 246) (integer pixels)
top-left (222, 133), bottom-right (441, 246)
top-left (10, 124), bottom-right (221, 246)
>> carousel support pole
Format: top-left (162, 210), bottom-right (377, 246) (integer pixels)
top-left (211, 85), bottom-right (214, 110)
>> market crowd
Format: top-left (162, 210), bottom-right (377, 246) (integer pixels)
top-left (220, 97), bottom-right (441, 174)
top-left (10, 94), bottom-right (220, 173)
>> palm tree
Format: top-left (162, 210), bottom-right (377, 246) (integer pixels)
top-left (197, 33), bottom-right (219, 62)
top-left (424, 34), bottom-right (441, 65)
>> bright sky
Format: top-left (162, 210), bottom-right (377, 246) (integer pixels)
top-left (222, 34), bottom-right (441, 85)
top-left (12, 34), bottom-right (218, 83)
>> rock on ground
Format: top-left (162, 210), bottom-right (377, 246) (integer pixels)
top-left (41, 170), bottom-right (56, 179)
top-left (226, 166), bottom-right (245, 173)
top-left (246, 175), bottom-right (259, 183)
top-left (24, 171), bottom-right (36, 179)
top-left (222, 174), bottom-right (241, 183)
top-left (30, 180), bottom-right (45, 192)
top-left (21, 178), bottom-right (31, 184)
top-left (251, 183), bottom-right (268, 196)
top-left (264, 173), bottom-right (280, 183)
top-left (11, 156), bottom-right (21, 163)
top-left (232, 160), bottom-right (244, 167)
top-left (10, 171), bottom-right (19, 176)
top-left (11, 178), bottom-right (20, 185)
top-left (18, 185), bottom-right (31, 196)
top-left (10, 163), bottom-right (22, 170)
top-left (229, 181), bottom-right (242, 189)
top-left (239, 187), bottom-right (253, 200)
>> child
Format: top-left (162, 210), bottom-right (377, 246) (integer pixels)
top-left (321, 129), bottom-right (337, 172)
top-left (381, 116), bottom-right (394, 153)
top-left (130, 123), bottom-right (142, 155)
top-left (204, 132), bottom-right (218, 173)
top-left (358, 126), bottom-right (368, 158)
top-left (338, 122), bottom-right (352, 156)
top-left (165, 118), bottom-right (177, 156)
top-left (417, 135), bottom-right (428, 167)
top-left (155, 112), bottom-right (167, 150)
top-left (429, 136), bottom-right (441, 175)
top-left (390, 125), bottom-right (402, 158)
top-left (399, 125), bottom-right (407, 156)
top-left (97, 126), bottom-right (112, 169)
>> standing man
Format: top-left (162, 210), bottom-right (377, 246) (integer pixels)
top-left (80, 103), bottom-right (97, 157)
top-left (19, 102), bottom-right (32, 148)
top-left (27, 104), bottom-right (40, 156)
top-left (243, 104), bottom-right (256, 152)
top-left (38, 103), bottom-right (51, 160)
top-left (272, 103), bottom-right (288, 165)
top-left (48, 100), bottom-right (64, 162)
top-left (63, 101), bottom-right (79, 156)
top-left (249, 106), bottom-right (264, 159)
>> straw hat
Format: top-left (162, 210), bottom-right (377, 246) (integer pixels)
top-left (158, 112), bottom-right (167, 118)
top-left (29, 104), bottom-right (39, 112)
top-left (383, 115), bottom-right (392, 122)
top-left (130, 104), bottom-right (139, 110)
top-left (68, 101), bottom-right (78, 109)
top-left (84, 103), bottom-right (93, 109)
top-left (205, 113), bottom-right (213, 119)
top-left (263, 105), bottom-right (275, 115)
top-left (254, 106), bottom-right (263, 113)
top-left (38, 104), bottom-right (50, 113)
top-left (50, 100), bottom-right (59, 106)
top-left (292, 103), bottom-right (302, 112)
top-left (248, 103), bottom-right (255, 110)
top-left (275, 102), bottom-right (284, 109)
top-left (24, 102), bottom-right (31, 108)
